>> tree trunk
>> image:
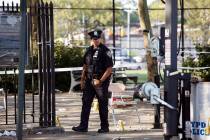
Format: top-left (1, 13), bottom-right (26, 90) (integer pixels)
top-left (29, 0), bottom-right (39, 53)
top-left (137, 0), bottom-right (158, 82)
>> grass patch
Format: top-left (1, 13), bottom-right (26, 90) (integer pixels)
top-left (125, 70), bottom-right (148, 83)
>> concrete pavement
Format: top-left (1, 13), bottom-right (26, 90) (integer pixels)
top-left (0, 90), bottom-right (174, 140)
top-left (23, 91), bottom-right (166, 140)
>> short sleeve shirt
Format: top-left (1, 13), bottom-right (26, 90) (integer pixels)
top-left (83, 43), bottom-right (113, 79)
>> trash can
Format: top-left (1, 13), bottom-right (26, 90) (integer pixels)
top-left (191, 82), bottom-right (210, 140)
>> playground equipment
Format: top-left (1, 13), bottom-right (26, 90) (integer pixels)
top-left (140, 82), bottom-right (175, 110)
top-left (137, 1), bottom-right (192, 139)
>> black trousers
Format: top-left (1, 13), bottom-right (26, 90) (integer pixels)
top-left (79, 79), bottom-right (109, 129)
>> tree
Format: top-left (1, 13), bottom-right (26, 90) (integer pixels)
top-left (148, 0), bottom-right (165, 24)
top-left (149, 0), bottom-right (210, 45)
top-left (43, 0), bottom-right (125, 43)
top-left (185, 0), bottom-right (210, 44)
top-left (137, 0), bottom-right (158, 82)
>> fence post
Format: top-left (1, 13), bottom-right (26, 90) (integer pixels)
top-left (17, 0), bottom-right (27, 139)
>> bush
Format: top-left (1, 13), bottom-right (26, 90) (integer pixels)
top-left (0, 41), bottom-right (84, 93)
top-left (54, 41), bottom-right (84, 91)
top-left (183, 44), bottom-right (210, 81)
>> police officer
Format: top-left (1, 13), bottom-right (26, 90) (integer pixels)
top-left (72, 29), bottom-right (113, 133)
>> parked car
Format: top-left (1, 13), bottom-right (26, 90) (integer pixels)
top-left (133, 56), bottom-right (143, 63)
top-left (114, 57), bottom-right (142, 70)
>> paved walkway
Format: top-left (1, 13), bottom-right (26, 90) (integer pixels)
top-left (0, 90), bottom-right (170, 140)
top-left (24, 91), bottom-right (166, 140)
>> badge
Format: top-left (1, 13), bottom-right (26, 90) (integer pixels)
top-left (106, 51), bottom-right (112, 58)
top-left (94, 31), bottom-right (98, 36)
top-left (93, 50), bottom-right (99, 58)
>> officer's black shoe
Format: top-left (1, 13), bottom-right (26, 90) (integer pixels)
top-left (72, 126), bottom-right (88, 132)
top-left (97, 128), bottom-right (109, 133)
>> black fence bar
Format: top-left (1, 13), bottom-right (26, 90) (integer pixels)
top-left (4, 69), bottom-right (8, 125)
top-left (29, 4), bottom-right (35, 123)
top-left (11, 1), bottom-right (14, 11)
top-left (31, 22), bottom-right (35, 124)
top-left (23, 89), bottom-right (26, 123)
top-left (41, 1), bottom-right (48, 127)
top-left (15, 92), bottom-right (17, 124)
top-left (2, 1), bottom-right (4, 11)
top-left (6, 3), bottom-right (9, 11)
top-left (50, 2), bottom-right (56, 126)
top-left (5, 87), bottom-right (8, 124)
top-left (16, 3), bottom-right (18, 12)
top-left (37, 2), bottom-right (44, 127)
top-left (45, 2), bottom-right (51, 126)
top-left (14, 69), bottom-right (17, 124)
top-left (32, 91), bottom-right (35, 123)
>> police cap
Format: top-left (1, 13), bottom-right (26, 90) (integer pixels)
top-left (88, 29), bottom-right (102, 39)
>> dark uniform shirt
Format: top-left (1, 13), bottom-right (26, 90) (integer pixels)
top-left (83, 43), bottom-right (113, 82)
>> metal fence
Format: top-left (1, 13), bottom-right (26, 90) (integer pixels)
top-left (34, 1), bottom-right (56, 127)
top-left (0, 1), bottom-right (56, 128)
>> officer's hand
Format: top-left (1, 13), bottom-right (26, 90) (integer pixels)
top-left (80, 80), bottom-right (85, 90)
top-left (93, 79), bottom-right (101, 87)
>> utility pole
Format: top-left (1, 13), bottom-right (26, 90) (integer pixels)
top-left (17, 0), bottom-right (27, 139)
top-left (127, 10), bottom-right (131, 60)
top-left (124, 6), bottom-right (132, 61)
top-left (164, 0), bottom-right (178, 139)
top-left (112, 0), bottom-right (115, 64)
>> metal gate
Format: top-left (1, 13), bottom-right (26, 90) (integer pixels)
top-left (0, 1), bottom-right (55, 128)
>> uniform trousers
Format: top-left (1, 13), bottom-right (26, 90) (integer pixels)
top-left (79, 79), bottom-right (109, 129)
